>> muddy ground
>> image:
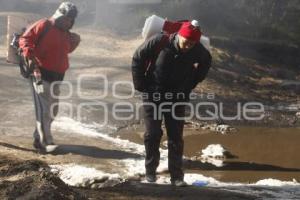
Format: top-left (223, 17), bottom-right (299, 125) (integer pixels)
top-left (0, 155), bottom-right (257, 200)
top-left (0, 11), bottom-right (299, 200)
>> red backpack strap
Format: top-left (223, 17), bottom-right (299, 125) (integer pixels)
top-left (154, 34), bottom-right (170, 55)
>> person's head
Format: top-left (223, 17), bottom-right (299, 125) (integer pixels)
top-left (178, 20), bottom-right (202, 53)
top-left (52, 2), bottom-right (78, 31)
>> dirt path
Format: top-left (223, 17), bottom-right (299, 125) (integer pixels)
top-left (0, 154), bottom-right (257, 200)
top-left (0, 18), bottom-right (299, 199)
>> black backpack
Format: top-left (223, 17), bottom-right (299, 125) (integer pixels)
top-left (144, 34), bottom-right (171, 76)
top-left (10, 19), bottom-right (51, 78)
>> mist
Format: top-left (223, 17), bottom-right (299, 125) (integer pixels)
top-left (1, 0), bottom-right (299, 42)
top-left (1, 0), bottom-right (300, 68)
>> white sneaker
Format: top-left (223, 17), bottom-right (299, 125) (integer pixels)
top-left (171, 180), bottom-right (188, 187)
top-left (45, 144), bottom-right (58, 153)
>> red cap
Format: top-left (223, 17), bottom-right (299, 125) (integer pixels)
top-left (178, 21), bottom-right (202, 42)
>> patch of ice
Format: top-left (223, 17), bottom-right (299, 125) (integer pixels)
top-left (51, 117), bottom-right (300, 199)
top-left (53, 117), bottom-right (145, 154)
top-left (254, 178), bottom-right (299, 187)
top-left (51, 164), bottom-right (122, 188)
top-left (197, 144), bottom-right (237, 167)
top-left (53, 117), bottom-right (169, 177)
top-left (201, 158), bottom-right (224, 167)
top-left (184, 174), bottom-right (300, 199)
top-left (201, 144), bottom-right (226, 158)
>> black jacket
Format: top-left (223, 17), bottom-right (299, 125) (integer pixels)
top-left (132, 33), bottom-right (211, 95)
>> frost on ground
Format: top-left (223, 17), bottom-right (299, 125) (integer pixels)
top-left (52, 117), bottom-right (169, 178)
top-left (50, 163), bottom-right (300, 199)
top-left (51, 117), bottom-right (300, 199)
top-left (51, 164), bottom-right (123, 188)
top-left (201, 144), bottom-right (228, 158)
top-left (188, 144), bottom-right (236, 167)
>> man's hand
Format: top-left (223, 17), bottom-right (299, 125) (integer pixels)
top-left (24, 57), bottom-right (38, 70)
top-left (70, 32), bottom-right (81, 51)
top-left (22, 56), bottom-right (39, 78)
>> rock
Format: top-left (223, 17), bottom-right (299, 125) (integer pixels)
top-left (200, 144), bottom-right (237, 159)
top-left (126, 175), bottom-right (141, 181)
top-left (215, 124), bottom-right (236, 134)
top-left (201, 144), bottom-right (227, 159)
top-left (201, 124), bottom-right (235, 134)
top-left (90, 183), bottom-right (98, 189)
top-left (96, 178), bottom-right (123, 188)
top-left (185, 121), bottom-right (205, 129)
top-left (88, 179), bottom-right (95, 185)
top-left (201, 157), bottom-right (225, 167)
top-left (296, 112), bottom-right (300, 118)
top-left (216, 124), bottom-right (230, 134)
top-left (190, 156), bottom-right (199, 161)
top-left (94, 176), bottom-right (109, 183)
top-left (81, 178), bottom-right (90, 187)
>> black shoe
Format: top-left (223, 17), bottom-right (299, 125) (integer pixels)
top-left (145, 174), bottom-right (157, 183)
top-left (171, 180), bottom-right (188, 187)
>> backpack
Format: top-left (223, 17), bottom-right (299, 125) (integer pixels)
top-left (144, 34), bottom-right (170, 76)
top-left (142, 15), bottom-right (211, 56)
top-left (10, 19), bottom-right (51, 78)
top-left (143, 16), bottom-right (198, 76)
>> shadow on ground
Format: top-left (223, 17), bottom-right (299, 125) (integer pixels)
top-left (0, 142), bottom-right (141, 160)
top-left (52, 144), bottom-right (142, 159)
top-left (184, 160), bottom-right (300, 172)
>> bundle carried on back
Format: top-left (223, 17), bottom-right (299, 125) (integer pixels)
top-left (142, 15), bottom-right (211, 52)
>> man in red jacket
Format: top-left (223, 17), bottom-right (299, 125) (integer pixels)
top-left (19, 2), bottom-right (80, 153)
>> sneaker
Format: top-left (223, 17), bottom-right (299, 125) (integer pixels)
top-left (145, 174), bottom-right (157, 183)
top-left (171, 180), bottom-right (188, 187)
top-left (33, 139), bottom-right (58, 153)
top-left (44, 144), bottom-right (58, 153)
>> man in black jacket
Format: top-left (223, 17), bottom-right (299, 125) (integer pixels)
top-left (132, 20), bottom-right (211, 186)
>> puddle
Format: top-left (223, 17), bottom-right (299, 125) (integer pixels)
top-left (117, 126), bottom-right (300, 183)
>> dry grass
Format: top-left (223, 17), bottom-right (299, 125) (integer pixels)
top-left (71, 27), bottom-right (143, 65)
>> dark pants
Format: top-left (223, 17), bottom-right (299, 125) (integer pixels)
top-left (143, 99), bottom-right (185, 181)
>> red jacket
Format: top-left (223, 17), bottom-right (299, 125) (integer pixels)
top-left (19, 18), bottom-right (77, 74)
